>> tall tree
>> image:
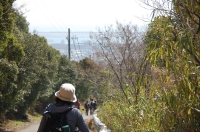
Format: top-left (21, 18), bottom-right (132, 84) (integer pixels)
top-left (0, 0), bottom-right (25, 118)
top-left (90, 22), bottom-right (148, 103)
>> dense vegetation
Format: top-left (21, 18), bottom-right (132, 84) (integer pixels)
top-left (0, 0), bottom-right (94, 122)
top-left (0, 0), bottom-right (200, 131)
top-left (91, 0), bottom-right (200, 131)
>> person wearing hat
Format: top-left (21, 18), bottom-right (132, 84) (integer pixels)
top-left (37, 83), bottom-right (90, 132)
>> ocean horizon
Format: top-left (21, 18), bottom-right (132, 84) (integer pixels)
top-left (38, 32), bottom-right (94, 61)
top-left (38, 32), bottom-right (91, 44)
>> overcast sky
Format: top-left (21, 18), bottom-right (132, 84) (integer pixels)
top-left (13, 0), bottom-right (151, 32)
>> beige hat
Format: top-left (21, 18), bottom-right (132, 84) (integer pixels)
top-left (55, 83), bottom-right (77, 102)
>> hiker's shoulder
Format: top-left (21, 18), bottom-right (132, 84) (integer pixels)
top-left (71, 107), bottom-right (81, 113)
top-left (43, 103), bottom-right (54, 111)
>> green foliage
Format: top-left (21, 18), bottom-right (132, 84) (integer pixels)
top-left (53, 56), bottom-right (76, 88)
top-left (144, 16), bottom-right (176, 67)
top-left (143, 1), bottom-right (200, 130)
top-left (172, 0), bottom-right (200, 66)
top-left (98, 88), bottom-right (162, 132)
top-left (16, 33), bottom-right (61, 114)
top-left (172, 0), bottom-right (200, 33)
top-left (0, 0), bottom-right (15, 54)
top-left (79, 57), bottom-right (95, 71)
top-left (0, 0), bottom-right (94, 121)
top-left (14, 10), bottom-right (29, 33)
top-left (2, 36), bottom-right (25, 63)
top-left (75, 77), bottom-right (92, 102)
top-left (3, 1), bottom-right (199, 131)
top-left (0, 0), bottom-right (25, 118)
top-left (94, 1), bottom-right (200, 131)
top-left (0, 59), bottom-right (19, 116)
top-left (94, 70), bottom-right (113, 103)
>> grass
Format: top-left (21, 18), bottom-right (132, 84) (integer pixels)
top-left (0, 113), bottom-right (42, 132)
top-left (2, 120), bottom-right (25, 130)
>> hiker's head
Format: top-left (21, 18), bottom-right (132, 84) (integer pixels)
top-left (55, 83), bottom-right (77, 102)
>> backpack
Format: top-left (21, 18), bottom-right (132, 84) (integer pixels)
top-left (90, 102), bottom-right (94, 108)
top-left (43, 108), bottom-right (73, 132)
top-left (84, 103), bottom-right (90, 109)
top-left (93, 102), bottom-right (97, 108)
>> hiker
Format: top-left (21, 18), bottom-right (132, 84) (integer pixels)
top-left (89, 99), bottom-right (95, 115)
top-left (74, 99), bottom-right (81, 109)
top-left (37, 83), bottom-right (90, 132)
top-left (89, 100), bottom-right (93, 115)
top-left (93, 101), bottom-right (97, 110)
top-left (84, 101), bottom-right (90, 116)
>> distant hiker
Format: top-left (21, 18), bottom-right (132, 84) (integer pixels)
top-left (74, 99), bottom-right (81, 109)
top-left (89, 99), bottom-right (95, 115)
top-left (84, 101), bottom-right (90, 116)
top-left (93, 101), bottom-right (97, 110)
top-left (37, 83), bottom-right (90, 132)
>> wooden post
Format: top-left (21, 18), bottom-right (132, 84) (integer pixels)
top-left (68, 28), bottom-right (70, 60)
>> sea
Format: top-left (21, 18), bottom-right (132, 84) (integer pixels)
top-left (38, 32), bottom-right (94, 61)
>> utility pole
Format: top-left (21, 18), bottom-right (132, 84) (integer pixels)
top-left (68, 28), bottom-right (70, 60)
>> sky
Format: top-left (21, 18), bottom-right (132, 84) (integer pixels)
top-left (13, 0), bottom-right (152, 33)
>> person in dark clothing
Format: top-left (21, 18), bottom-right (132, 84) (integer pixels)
top-left (89, 99), bottom-right (95, 115)
top-left (93, 101), bottom-right (97, 110)
top-left (37, 83), bottom-right (90, 132)
top-left (84, 101), bottom-right (90, 116)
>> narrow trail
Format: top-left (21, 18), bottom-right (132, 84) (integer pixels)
top-left (16, 121), bottom-right (40, 132)
top-left (16, 114), bottom-right (93, 132)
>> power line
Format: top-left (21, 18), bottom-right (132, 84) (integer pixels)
top-left (40, 0), bottom-right (68, 32)
top-left (72, 36), bottom-right (81, 61)
top-left (74, 37), bottom-right (84, 59)
top-left (48, 0), bottom-right (69, 31)
top-left (34, 0), bottom-right (67, 36)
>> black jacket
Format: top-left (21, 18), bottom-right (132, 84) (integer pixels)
top-left (37, 103), bottom-right (90, 132)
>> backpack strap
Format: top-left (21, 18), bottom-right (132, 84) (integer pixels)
top-left (60, 107), bottom-right (73, 126)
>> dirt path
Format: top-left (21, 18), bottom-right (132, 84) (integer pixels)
top-left (16, 114), bottom-right (93, 132)
top-left (16, 121), bottom-right (40, 132)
